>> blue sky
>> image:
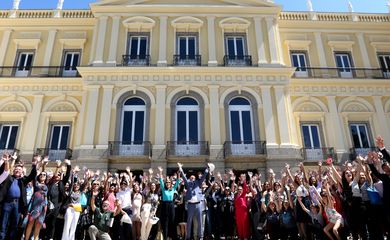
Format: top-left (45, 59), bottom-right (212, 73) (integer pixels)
top-left (0, 0), bottom-right (388, 13)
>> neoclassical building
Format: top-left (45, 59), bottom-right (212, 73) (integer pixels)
top-left (0, 0), bottom-right (390, 174)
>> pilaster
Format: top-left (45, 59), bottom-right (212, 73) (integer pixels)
top-left (356, 33), bottom-right (371, 68)
top-left (157, 16), bottom-right (168, 67)
top-left (154, 85), bottom-right (166, 145)
top-left (253, 17), bottom-right (267, 65)
top-left (81, 85), bottom-right (100, 148)
top-left (97, 85), bottom-right (114, 148)
top-left (326, 96), bottom-right (347, 156)
top-left (0, 30), bottom-right (12, 66)
top-left (208, 85), bottom-right (221, 145)
top-left (93, 16), bottom-right (108, 66)
top-left (21, 95), bottom-right (44, 154)
top-left (42, 29), bottom-right (57, 74)
top-left (373, 96), bottom-right (390, 144)
top-left (260, 86), bottom-right (277, 147)
top-left (265, 16), bottom-right (279, 64)
top-left (274, 86), bottom-right (292, 147)
top-left (107, 16), bottom-right (121, 66)
top-left (207, 16), bottom-right (218, 66)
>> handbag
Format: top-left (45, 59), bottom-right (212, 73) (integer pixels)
top-left (367, 186), bottom-right (382, 205)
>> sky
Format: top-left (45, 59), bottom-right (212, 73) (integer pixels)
top-left (0, 0), bottom-right (388, 13)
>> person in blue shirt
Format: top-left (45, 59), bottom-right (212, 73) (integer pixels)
top-left (158, 166), bottom-right (181, 240)
top-left (178, 162), bottom-right (210, 240)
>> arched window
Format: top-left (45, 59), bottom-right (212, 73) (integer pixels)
top-left (176, 97), bottom-right (199, 144)
top-left (228, 97), bottom-right (253, 144)
top-left (121, 97), bottom-right (146, 145)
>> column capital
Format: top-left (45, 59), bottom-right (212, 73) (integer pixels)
top-left (99, 15), bottom-right (109, 20)
top-left (85, 85), bottom-right (101, 90)
top-left (155, 85), bottom-right (167, 90)
top-left (159, 16), bottom-right (168, 20)
top-left (273, 85), bottom-right (287, 90)
top-left (208, 85), bottom-right (220, 90)
top-left (102, 85), bottom-right (114, 90)
top-left (260, 85), bottom-right (272, 90)
top-left (253, 16), bottom-right (264, 21)
top-left (207, 16), bottom-right (215, 20)
top-left (111, 15), bottom-right (121, 20)
top-left (265, 16), bottom-right (276, 23)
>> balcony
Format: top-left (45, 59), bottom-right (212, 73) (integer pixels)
top-left (166, 141), bottom-right (209, 158)
top-left (350, 147), bottom-right (377, 160)
top-left (173, 55), bottom-right (201, 66)
top-left (292, 67), bottom-right (390, 79)
top-left (108, 141), bottom-right (152, 158)
top-left (122, 55), bottom-right (150, 66)
top-left (223, 55), bottom-right (252, 67)
top-left (223, 141), bottom-right (266, 158)
top-left (35, 148), bottom-right (72, 160)
top-left (301, 147), bottom-right (337, 162)
top-left (0, 66), bottom-right (81, 77)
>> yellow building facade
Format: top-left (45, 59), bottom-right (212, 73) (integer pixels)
top-left (0, 0), bottom-right (390, 174)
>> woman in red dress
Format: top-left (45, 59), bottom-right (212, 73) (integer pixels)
top-left (234, 174), bottom-right (250, 240)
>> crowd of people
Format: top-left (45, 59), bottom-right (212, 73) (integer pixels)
top-left (0, 136), bottom-right (389, 240)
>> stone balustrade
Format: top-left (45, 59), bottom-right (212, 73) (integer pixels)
top-left (279, 11), bottom-right (390, 22)
top-left (0, 9), bottom-right (94, 18)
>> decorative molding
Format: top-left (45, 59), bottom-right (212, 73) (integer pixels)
top-left (59, 38), bottom-right (87, 48)
top-left (290, 83), bottom-right (390, 97)
top-left (338, 96), bottom-right (375, 113)
top-left (122, 16), bottom-right (156, 31)
top-left (284, 40), bottom-right (311, 50)
top-left (171, 16), bottom-right (203, 31)
top-left (219, 17), bottom-right (251, 32)
top-left (13, 38), bottom-right (41, 49)
top-left (327, 40), bottom-right (354, 50)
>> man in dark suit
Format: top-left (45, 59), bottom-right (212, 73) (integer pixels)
top-left (0, 155), bottom-right (37, 240)
top-left (179, 163), bottom-right (210, 240)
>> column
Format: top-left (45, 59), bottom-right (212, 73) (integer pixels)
top-left (314, 32), bottom-right (327, 67)
top-left (260, 86), bottom-right (277, 147)
top-left (157, 16), bottom-right (168, 66)
top-left (274, 86), bottom-right (292, 146)
top-left (93, 16), bottom-right (108, 65)
top-left (0, 29), bottom-right (12, 66)
top-left (89, 23), bottom-right (99, 64)
top-left (207, 16), bottom-right (218, 66)
top-left (253, 17), bottom-right (267, 65)
top-left (208, 85), bottom-right (221, 145)
top-left (285, 90), bottom-right (298, 145)
top-left (265, 16), bottom-right (279, 64)
top-left (154, 85), bottom-right (166, 146)
top-left (97, 85), bottom-right (114, 148)
top-left (356, 33), bottom-right (371, 68)
top-left (22, 95), bottom-right (44, 153)
top-left (107, 16), bottom-right (121, 65)
top-left (82, 85), bottom-right (100, 148)
top-left (326, 96), bottom-right (346, 153)
top-left (373, 96), bottom-right (390, 144)
top-left (75, 91), bottom-right (87, 147)
top-left (42, 29), bottom-right (57, 74)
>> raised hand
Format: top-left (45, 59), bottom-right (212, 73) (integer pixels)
top-left (376, 136), bottom-right (385, 149)
top-left (73, 165), bottom-right (81, 173)
top-left (158, 166), bottom-right (163, 173)
top-left (64, 159), bottom-right (71, 166)
top-left (148, 168), bottom-right (153, 175)
top-left (285, 163), bottom-right (290, 170)
top-left (248, 171), bottom-right (253, 178)
top-left (318, 161), bottom-right (322, 167)
top-left (177, 162), bottom-right (183, 169)
top-left (126, 167), bottom-right (131, 174)
top-left (11, 152), bottom-right (18, 160)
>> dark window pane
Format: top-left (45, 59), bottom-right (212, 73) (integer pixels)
top-left (385, 56), bottom-right (390, 71)
top-left (299, 54), bottom-right (306, 71)
top-left (311, 126), bottom-right (320, 148)
top-left (124, 98), bottom-right (145, 106)
top-left (180, 38), bottom-right (187, 57)
top-left (359, 125), bottom-right (369, 148)
top-left (292, 54), bottom-right (299, 68)
top-left (336, 55), bottom-right (343, 68)
top-left (177, 97), bottom-right (198, 106)
top-left (230, 111), bottom-right (241, 142)
top-left (18, 54), bottom-right (26, 70)
top-left (302, 126), bottom-right (312, 148)
top-left (134, 111), bottom-right (144, 144)
top-left (25, 54), bottom-right (33, 70)
top-left (177, 111), bottom-right (187, 143)
top-left (230, 97), bottom-right (250, 106)
top-left (227, 38), bottom-right (235, 57)
top-left (350, 125), bottom-right (360, 148)
top-left (72, 54), bottom-right (79, 69)
top-left (379, 56), bottom-right (386, 71)
top-left (242, 111), bottom-right (253, 143)
top-left (59, 126), bottom-right (69, 150)
top-left (139, 38), bottom-right (147, 57)
top-left (65, 54), bottom-right (72, 70)
top-left (0, 126), bottom-right (10, 149)
top-left (7, 126), bottom-right (18, 150)
top-left (50, 126), bottom-right (61, 149)
top-left (188, 38), bottom-right (195, 58)
top-left (122, 111), bottom-right (133, 143)
top-left (236, 38), bottom-right (244, 57)
top-left (189, 111), bottom-right (198, 142)
top-left (130, 38), bottom-right (138, 57)
top-left (343, 55), bottom-right (351, 69)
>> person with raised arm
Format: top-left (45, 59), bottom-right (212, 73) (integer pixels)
top-left (234, 173), bottom-right (250, 240)
top-left (158, 165), bottom-right (181, 240)
top-left (88, 190), bottom-right (115, 240)
top-left (178, 162), bottom-right (210, 240)
top-left (0, 153), bottom-right (37, 240)
top-left (320, 182), bottom-right (344, 240)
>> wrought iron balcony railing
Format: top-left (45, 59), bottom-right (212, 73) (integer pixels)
top-left (108, 141), bottom-right (152, 157)
top-left (35, 148), bottom-right (73, 160)
top-left (0, 66), bottom-right (81, 77)
top-left (122, 55), bottom-right (150, 66)
top-left (292, 67), bottom-right (390, 79)
top-left (223, 141), bottom-right (266, 158)
top-left (350, 147), bottom-right (377, 160)
top-left (166, 141), bottom-right (209, 157)
top-left (173, 55), bottom-right (201, 66)
top-left (301, 147), bottom-right (337, 162)
top-left (223, 55), bottom-right (252, 67)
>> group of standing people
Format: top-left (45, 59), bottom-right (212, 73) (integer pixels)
top-left (0, 136), bottom-right (389, 240)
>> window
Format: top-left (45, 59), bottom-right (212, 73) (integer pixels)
top-left (0, 125), bottom-right (19, 150)
top-left (128, 34), bottom-right (148, 59)
top-left (229, 97), bottom-right (253, 143)
top-left (378, 54), bottom-right (390, 78)
top-left (226, 36), bottom-right (246, 58)
top-left (335, 53), bottom-right (353, 78)
top-left (291, 52), bottom-right (309, 77)
top-left (176, 97), bottom-right (199, 144)
top-left (301, 124), bottom-right (321, 149)
top-left (62, 51), bottom-right (80, 77)
top-left (15, 51), bottom-right (34, 77)
top-left (121, 98), bottom-right (145, 145)
top-left (49, 125), bottom-right (70, 150)
top-left (350, 123), bottom-right (371, 149)
top-left (178, 35), bottom-right (197, 59)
